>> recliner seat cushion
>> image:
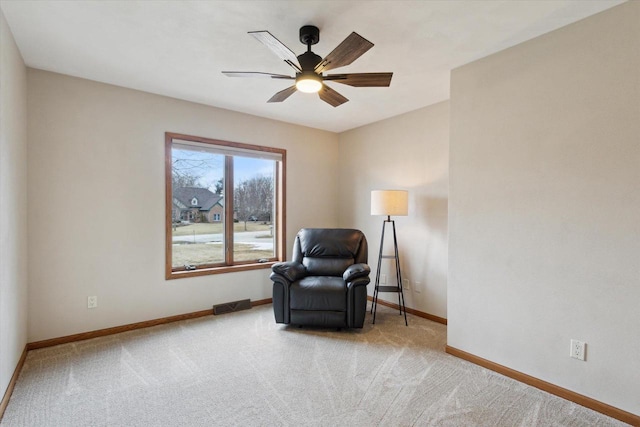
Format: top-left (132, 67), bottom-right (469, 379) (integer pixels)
top-left (290, 276), bottom-right (346, 311)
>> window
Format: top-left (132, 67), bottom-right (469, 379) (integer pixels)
top-left (165, 132), bottom-right (286, 279)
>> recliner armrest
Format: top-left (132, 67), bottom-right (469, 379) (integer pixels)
top-left (343, 263), bottom-right (370, 282)
top-left (271, 261), bottom-right (306, 282)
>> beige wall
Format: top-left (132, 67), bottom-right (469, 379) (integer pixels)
top-left (449, 2), bottom-right (639, 414)
top-left (338, 102), bottom-right (449, 319)
top-left (0, 10), bottom-right (28, 398)
top-left (27, 70), bottom-right (339, 342)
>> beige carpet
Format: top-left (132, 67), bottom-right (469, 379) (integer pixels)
top-left (1, 304), bottom-right (629, 426)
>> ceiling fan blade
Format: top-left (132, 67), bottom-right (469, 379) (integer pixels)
top-left (222, 71), bottom-right (294, 80)
top-left (318, 84), bottom-right (349, 107)
top-left (267, 85), bottom-right (298, 103)
top-left (324, 72), bottom-right (393, 87)
top-left (249, 31), bottom-right (301, 72)
top-left (315, 32), bottom-right (374, 73)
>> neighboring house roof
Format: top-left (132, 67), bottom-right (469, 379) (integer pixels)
top-left (173, 187), bottom-right (223, 211)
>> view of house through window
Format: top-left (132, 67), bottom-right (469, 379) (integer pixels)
top-left (171, 147), bottom-right (226, 267)
top-left (166, 133), bottom-right (285, 278)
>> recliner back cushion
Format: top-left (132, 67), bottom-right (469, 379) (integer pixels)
top-left (298, 229), bottom-right (362, 257)
top-left (303, 257), bottom-right (354, 277)
top-left (297, 229), bottom-right (363, 276)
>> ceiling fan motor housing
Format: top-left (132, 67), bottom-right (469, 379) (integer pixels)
top-left (298, 51), bottom-right (322, 71)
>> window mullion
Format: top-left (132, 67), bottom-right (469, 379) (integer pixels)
top-left (276, 160), bottom-right (285, 260)
top-left (224, 155), bottom-right (234, 265)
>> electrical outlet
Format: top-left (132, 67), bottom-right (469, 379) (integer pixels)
top-left (570, 339), bottom-right (586, 361)
top-left (87, 296), bottom-right (98, 309)
top-left (402, 279), bottom-right (410, 290)
top-left (414, 282), bottom-right (422, 293)
top-left (380, 274), bottom-right (387, 284)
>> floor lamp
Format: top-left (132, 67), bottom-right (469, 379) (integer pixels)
top-left (370, 190), bottom-right (408, 326)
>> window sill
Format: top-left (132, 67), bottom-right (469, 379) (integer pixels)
top-left (166, 261), bottom-right (278, 280)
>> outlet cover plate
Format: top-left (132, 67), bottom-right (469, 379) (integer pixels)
top-left (87, 296), bottom-right (98, 309)
top-left (570, 339), bottom-right (586, 361)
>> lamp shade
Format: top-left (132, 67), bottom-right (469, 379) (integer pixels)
top-left (371, 190), bottom-right (408, 216)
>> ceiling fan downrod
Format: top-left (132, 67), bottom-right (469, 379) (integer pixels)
top-left (297, 26), bottom-right (322, 71)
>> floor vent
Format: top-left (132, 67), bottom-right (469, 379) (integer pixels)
top-left (213, 299), bottom-right (252, 315)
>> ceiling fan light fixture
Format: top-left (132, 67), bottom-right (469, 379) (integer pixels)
top-left (295, 72), bottom-right (322, 93)
top-left (225, 27), bottom-right (391, 106)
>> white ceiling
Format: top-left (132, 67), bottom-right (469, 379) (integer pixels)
top-left (1, 0), bottom-right (625, 133)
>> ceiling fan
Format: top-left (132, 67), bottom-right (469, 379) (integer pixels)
top-left (222, 25), bottom-right (393, 107)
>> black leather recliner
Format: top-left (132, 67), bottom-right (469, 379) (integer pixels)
top-left (270, 228), bottom-right (371, 328)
